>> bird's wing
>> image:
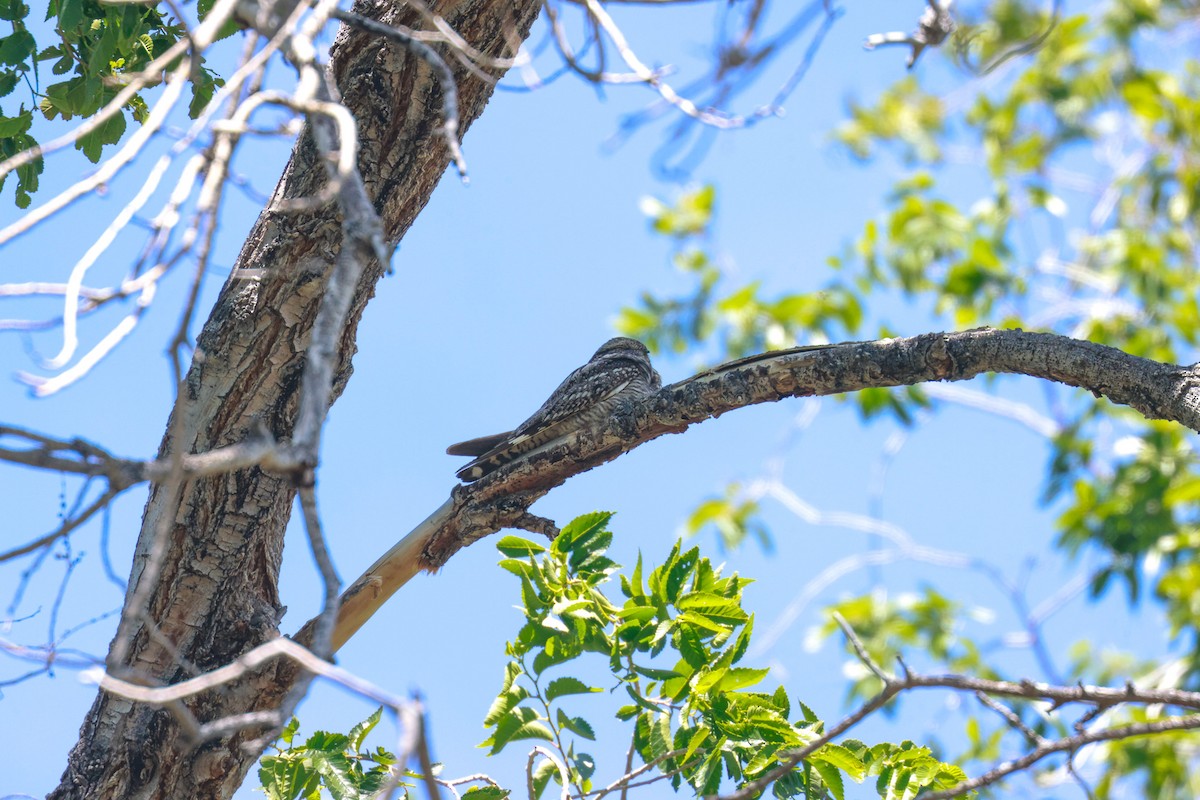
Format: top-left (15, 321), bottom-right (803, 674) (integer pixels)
top-left (453, 359), bottom-right (645, 482)
top-left (510, 358), bottom-right (642, 437)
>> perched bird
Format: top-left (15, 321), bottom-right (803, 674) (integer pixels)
top-left (447, 337), bottom-right (662, 482)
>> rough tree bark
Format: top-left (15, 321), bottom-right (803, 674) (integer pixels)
top-left (49, 1), bottom-right (541, 798)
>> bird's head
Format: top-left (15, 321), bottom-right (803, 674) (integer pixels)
top-left (591, 337), bottom-right (651, 361)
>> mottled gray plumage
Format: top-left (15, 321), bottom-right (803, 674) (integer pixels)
top-left (447, 337), bottom-right (661, 482)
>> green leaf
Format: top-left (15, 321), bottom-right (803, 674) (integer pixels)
top-left (717, 666), bottom-right (769, 692)
top-left (347, 707), bottom-right (381, 753)
top-left (308, 750), bottom-right (358, 800)
top-left (77, 109), bottom-right (125, 163)
top-left (811, 758), bottom-right (846, 800)
top-left (676, 610), bottom-right (729, 635)
top-left (280, 717), bottom-right (300, 746)
top-left (0, 0), bottom-right (29, 22)
top-left (486, 707), bottom-right (553, 755)
top-left (56, 0), bottom-right (81, 30)
top-left (483, 665), bottom-right (529, 726)
top-left (497, 536), bottom-right (546, 557)
top-left (553, 511), bottom-right (614, 557)
top-left (665, 546), bottom-right (700, 602)
top-left (530, 757), bottom-right (558, 800)
top-left (462, 787), bottom-right (511, 800)
top-left (812, 744), bottom-right (866, 781)
top-left (304, 731), bottom-right (350, 754)
top-left (556, 708), bottom-right (596, 741)
top-left (546, 676), bottom-right (601, 702)
top-left (0, 110), bottom-right (31, 137)
top-left (0, 29), bottom-right (36, 66)
top-left (683, 726), bottom-right (710, 762)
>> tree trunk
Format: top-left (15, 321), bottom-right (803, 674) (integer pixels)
top-left (49, 1), bottom-right (540, 797)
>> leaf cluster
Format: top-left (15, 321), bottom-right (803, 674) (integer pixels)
top-left (484, 512), bottom-right (966, 799)
top-left (0, 0), bottom-right (226, 206)
top-left (259, 709), bottom-right (400, 800)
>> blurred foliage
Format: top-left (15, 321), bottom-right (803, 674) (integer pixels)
top-left (0, 0), bottom-right (225, 206)
top-left (620, 0), bottom-right (1200, 795)
top-left (816, 589), bottom-right (995, 706)
top-left (481, 512), bottom-right (966, 799)
top-left (684, 483), bottom-right (772, 552)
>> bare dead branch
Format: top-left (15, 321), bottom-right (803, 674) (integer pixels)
top-left (82, 635), bottom-right (413, 741)
top-left (0, 487), bottom-right (124, 564)
top-left (919, 714), bottom-right (1200, 799)
top-left (975, 691), bottom-right (1046, 746)
top-left (711, 648), bottom-right (1200, 800)
top-left (513, 512), bottom-right (561, 539)
top-left (414, 698), bottom-right (442, 800)
top-left (864, 0), bottom-right (955, 68)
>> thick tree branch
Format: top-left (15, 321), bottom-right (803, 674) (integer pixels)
top-left (311, 327), bottom-right (1200, 651)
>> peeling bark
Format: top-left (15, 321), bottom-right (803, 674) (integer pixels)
top-left (50, 2), bottom-right (541, 798)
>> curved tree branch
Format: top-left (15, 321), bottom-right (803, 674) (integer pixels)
top-left (308, 327), bottom-right (1200, 650)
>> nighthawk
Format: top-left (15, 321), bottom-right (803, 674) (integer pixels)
top-left (447, 337), bottom-right (661, 482)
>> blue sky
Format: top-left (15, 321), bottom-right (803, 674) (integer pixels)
top-left (0, 1), bottom-right (1171, 797)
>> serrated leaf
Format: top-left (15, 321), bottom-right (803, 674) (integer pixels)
top-left (0, 0), bottom-right (29, 22)
top-left (77, 109), bottom-right (125, 163)
top-left (683, 726), bottom-right (710, 762)
top-left (556, 708), bottom-right (596, 741)
top-left (348, 707), bottom-right (381, 753)
top-left (574, 751), bottom-right (596, 781)
top-left (811, 758), bottom-right (846, 800)
top-left (0, 29), bottom-right (36, 66)
top-left (812, 744), bottom-right (866, 781)
top-left (546, 677), bottom-right (601, 701)
top-left (308, 750), bottom-right (358, 800)
top-left (497, 536), bottom-right (546, 557)
top-left (280, 717), bottom-right (300, 746)
top-left (483, 686), bottom-right (529, 727)
top-left (624, 685), bottom-right (662, 714)
top-left (647, 712), bottom-right (672, 760)
top-left (718, 666), bottom-right (769, 692)
top-left (488, 707), bottom-right (552, 755)
top-left (665, 546), bottom-right (700, 602)
top-left (462, 787), bottom-right (511, 800)
top-left (629, 553), bottom-right (645, 597)
top-left (771, 684), bottom-right (789, 714)
top-left (0, 111), bottom-right (28, 138)
top-left (550, 598), bottom-right (591, 616)
top-left (676, 610), bottom-right (729, 634)
top-left (304, 732), bottom-right (350, 754)
top-left (729, 615), bottom-right (754, 664)
top-left (617, 604), bottom-right (656, 623)
top-left (554, 511), bottom-right (614, 557)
